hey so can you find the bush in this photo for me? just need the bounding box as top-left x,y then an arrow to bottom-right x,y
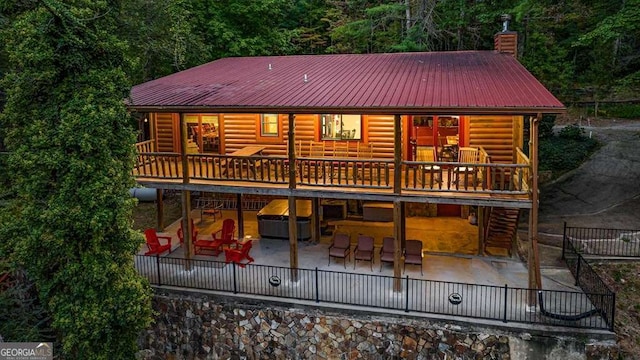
559,124 -> 586,140
539,124 -> 599,176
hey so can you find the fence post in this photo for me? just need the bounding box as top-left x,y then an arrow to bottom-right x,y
315,267 -> 319,303
562,221 -> 567,260
610,293 -> 616,332
232,262 -> 237,294
405,276 -> 410,313
575,257 -> 581,287
503,284 -> 508,323
156,255 -> 162,286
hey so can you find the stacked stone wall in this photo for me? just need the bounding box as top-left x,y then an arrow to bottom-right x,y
138,290 -> 617,360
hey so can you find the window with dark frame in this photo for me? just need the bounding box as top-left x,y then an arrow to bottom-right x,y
320,114 -> 362,140
260,114 -> 279,137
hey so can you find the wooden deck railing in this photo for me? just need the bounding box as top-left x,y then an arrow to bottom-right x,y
189,154 -> 288,183
515,148 -> 531,192
134,152 -> 181,179
132,147 -> 531,197
297,157 -> 392,188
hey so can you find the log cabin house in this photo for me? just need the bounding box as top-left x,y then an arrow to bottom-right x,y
127,32 -> 565,290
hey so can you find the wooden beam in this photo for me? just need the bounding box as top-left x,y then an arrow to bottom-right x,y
477,206 -> 485,256
288,114 -> 296,190
528,114 -> 542,297
400,201 -> 406,249
181,190 -> 193,268
179,113 -> 193,268
135,181 -> 534,208
393,200 -> 402,292
237,193 -> 244,239
179,113 -> 189,184
288,196 -> 299,281
156,189 -> 164,231
393,114 -> 402,194
311,197 -> 320,243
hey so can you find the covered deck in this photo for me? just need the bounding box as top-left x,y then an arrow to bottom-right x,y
135,210 -> 612,331
133,142 -> 532,207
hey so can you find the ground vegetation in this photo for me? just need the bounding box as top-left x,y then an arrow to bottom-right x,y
0,1 -> 152,358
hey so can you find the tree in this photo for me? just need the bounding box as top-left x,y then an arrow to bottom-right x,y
190,0 -> 296,60
0,1 -> 152,358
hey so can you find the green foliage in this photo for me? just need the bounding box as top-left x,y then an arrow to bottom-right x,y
584,104 -> 640,119
190,0 -> 296,60
558,124 -> 586,140
0,1 -> 152,358
538,115 -> 556,139
539,125 -> 600,176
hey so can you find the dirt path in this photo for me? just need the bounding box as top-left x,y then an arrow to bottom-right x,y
537,119 -> 640,244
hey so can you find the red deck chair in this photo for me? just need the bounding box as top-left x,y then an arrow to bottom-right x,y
144,229 -> 172,256
224,240 -> 254,267
195,218 -> 236,255
177,219 -> 198,245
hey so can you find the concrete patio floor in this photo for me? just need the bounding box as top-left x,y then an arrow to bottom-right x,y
146,210 -> 579,292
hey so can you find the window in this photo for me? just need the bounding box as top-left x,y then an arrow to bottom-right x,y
184,114 -> 219,153
321,114 -> 361,140
256,114 -> 282,143
260,114 -> 279,137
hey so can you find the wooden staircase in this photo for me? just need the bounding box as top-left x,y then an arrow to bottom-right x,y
484,207 -> 520,256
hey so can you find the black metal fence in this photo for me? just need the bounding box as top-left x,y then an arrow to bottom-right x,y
563,222 -> 640,257
135,255 -> 614,331
562,224 -> 617,330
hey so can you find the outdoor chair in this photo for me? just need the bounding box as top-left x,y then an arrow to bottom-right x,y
415,146 -> 441,186
328,233 -> 351,268
357,143 -> 378,181
404,239 -> 424,275
453,147 -> 479,188
143,228 -> 172,256
196,195 -> 224,222
177,218 -> 198,245
379,236 -> 395,271
331,142 -> 351,182
353,235 -> 374,270
224,240 -> 254,268
195,218 -> 236,256
307,141 -> 326,182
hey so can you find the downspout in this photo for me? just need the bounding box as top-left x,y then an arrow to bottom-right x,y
528,114 -> 542,301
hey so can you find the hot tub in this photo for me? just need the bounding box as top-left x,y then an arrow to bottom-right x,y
257,199 -> 312,240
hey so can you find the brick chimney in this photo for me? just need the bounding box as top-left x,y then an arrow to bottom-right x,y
494,14 -> 518,58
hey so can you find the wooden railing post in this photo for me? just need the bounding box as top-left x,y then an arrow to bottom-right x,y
288,114 -> 296,190
393,114 -> 402,194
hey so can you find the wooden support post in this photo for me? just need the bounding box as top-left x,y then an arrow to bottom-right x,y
477,206 -> 485,256
179,113 -> 189,184
393,200 -> 403,292
400,201 -> 406,249
288,196 -> 299,281
393,114 -> 402,194
528,114 -> 542,301
156,189 -> 164,231
236,193 -> 244,239
181,190 -> 193,269
311,197 -> 320,243
179,113 -> 193,269
288,114 -> 296,190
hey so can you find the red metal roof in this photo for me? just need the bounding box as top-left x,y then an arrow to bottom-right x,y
128,51 -> 565,114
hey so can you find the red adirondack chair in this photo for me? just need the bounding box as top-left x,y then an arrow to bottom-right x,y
224,240 -> 254,267
195,218 -> 236,255
144,229 -> 172,256
177,219 -> 198,245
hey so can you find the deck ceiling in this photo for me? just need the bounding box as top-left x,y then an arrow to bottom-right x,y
128,51 -> 565,115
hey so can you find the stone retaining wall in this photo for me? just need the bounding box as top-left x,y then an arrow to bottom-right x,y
137,290 -> 617,360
